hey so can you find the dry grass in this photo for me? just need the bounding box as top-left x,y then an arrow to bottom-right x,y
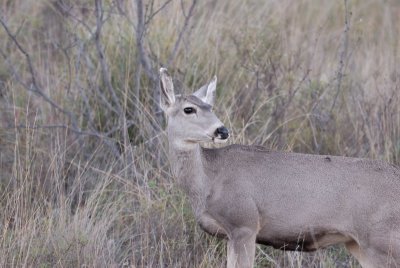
0,0 -> 399,267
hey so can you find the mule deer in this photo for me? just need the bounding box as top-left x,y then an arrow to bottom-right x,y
159,68 -> 400,268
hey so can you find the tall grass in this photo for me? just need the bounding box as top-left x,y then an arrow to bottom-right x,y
0,0 -> 399,267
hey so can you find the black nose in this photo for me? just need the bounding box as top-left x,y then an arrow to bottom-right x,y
215,126 -> 229,139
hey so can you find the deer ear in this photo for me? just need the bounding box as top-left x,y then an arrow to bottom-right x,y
193,76 -> 217,106
159,68 -> 176,111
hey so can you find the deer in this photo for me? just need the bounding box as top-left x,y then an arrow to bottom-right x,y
159,68 -> 400,268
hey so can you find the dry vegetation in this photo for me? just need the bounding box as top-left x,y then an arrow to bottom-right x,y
0,0 -> 399,267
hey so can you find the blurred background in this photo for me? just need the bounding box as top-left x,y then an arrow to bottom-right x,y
0,0 -> 399,267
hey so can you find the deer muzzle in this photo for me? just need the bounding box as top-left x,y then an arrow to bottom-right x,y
215,126 -> 229,140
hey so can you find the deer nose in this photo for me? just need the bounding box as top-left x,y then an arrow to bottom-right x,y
215,126 -> 229,139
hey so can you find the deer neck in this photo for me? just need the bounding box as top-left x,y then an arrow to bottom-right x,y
168,138 -> 209,217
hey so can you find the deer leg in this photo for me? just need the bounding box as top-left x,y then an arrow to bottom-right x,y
226,227 -> 256,268
345,240 -> 373,268
346,237 -> 400,268
366,238 -> 400,268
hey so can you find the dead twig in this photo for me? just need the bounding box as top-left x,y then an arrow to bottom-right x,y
6,120 -> 135,138
145,0 -> 173,26
94,0 -> 123,116
0,18 -> 79,130
135,0 -> 163,136
331,0 -> 351,113
0,13 -> 124,157
167,0 -> 198,66
135,0 -> 157,83
0,18 -> 37,88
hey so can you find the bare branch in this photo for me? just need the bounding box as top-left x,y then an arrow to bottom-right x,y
0,18 -> 37,87
145,0 -> 173,26
6,120 -> 134,138
135,0 -> 157,82
287,68 -> 311,108
57,2 -> 92,33
94,0 -> 123,115
6,123 -> 124,157
330,0 -> 351,112
0,7 -> 144,159
167,0 -> 198,66
0,18 -> 79,129
135,0 -> 165,136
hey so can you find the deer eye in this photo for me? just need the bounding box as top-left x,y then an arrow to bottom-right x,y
183,107 -> 196,114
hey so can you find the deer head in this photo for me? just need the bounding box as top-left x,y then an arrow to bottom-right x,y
159,68 -> 229,149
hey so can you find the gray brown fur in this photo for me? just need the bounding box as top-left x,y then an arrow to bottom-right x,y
159,68 -> 400,268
